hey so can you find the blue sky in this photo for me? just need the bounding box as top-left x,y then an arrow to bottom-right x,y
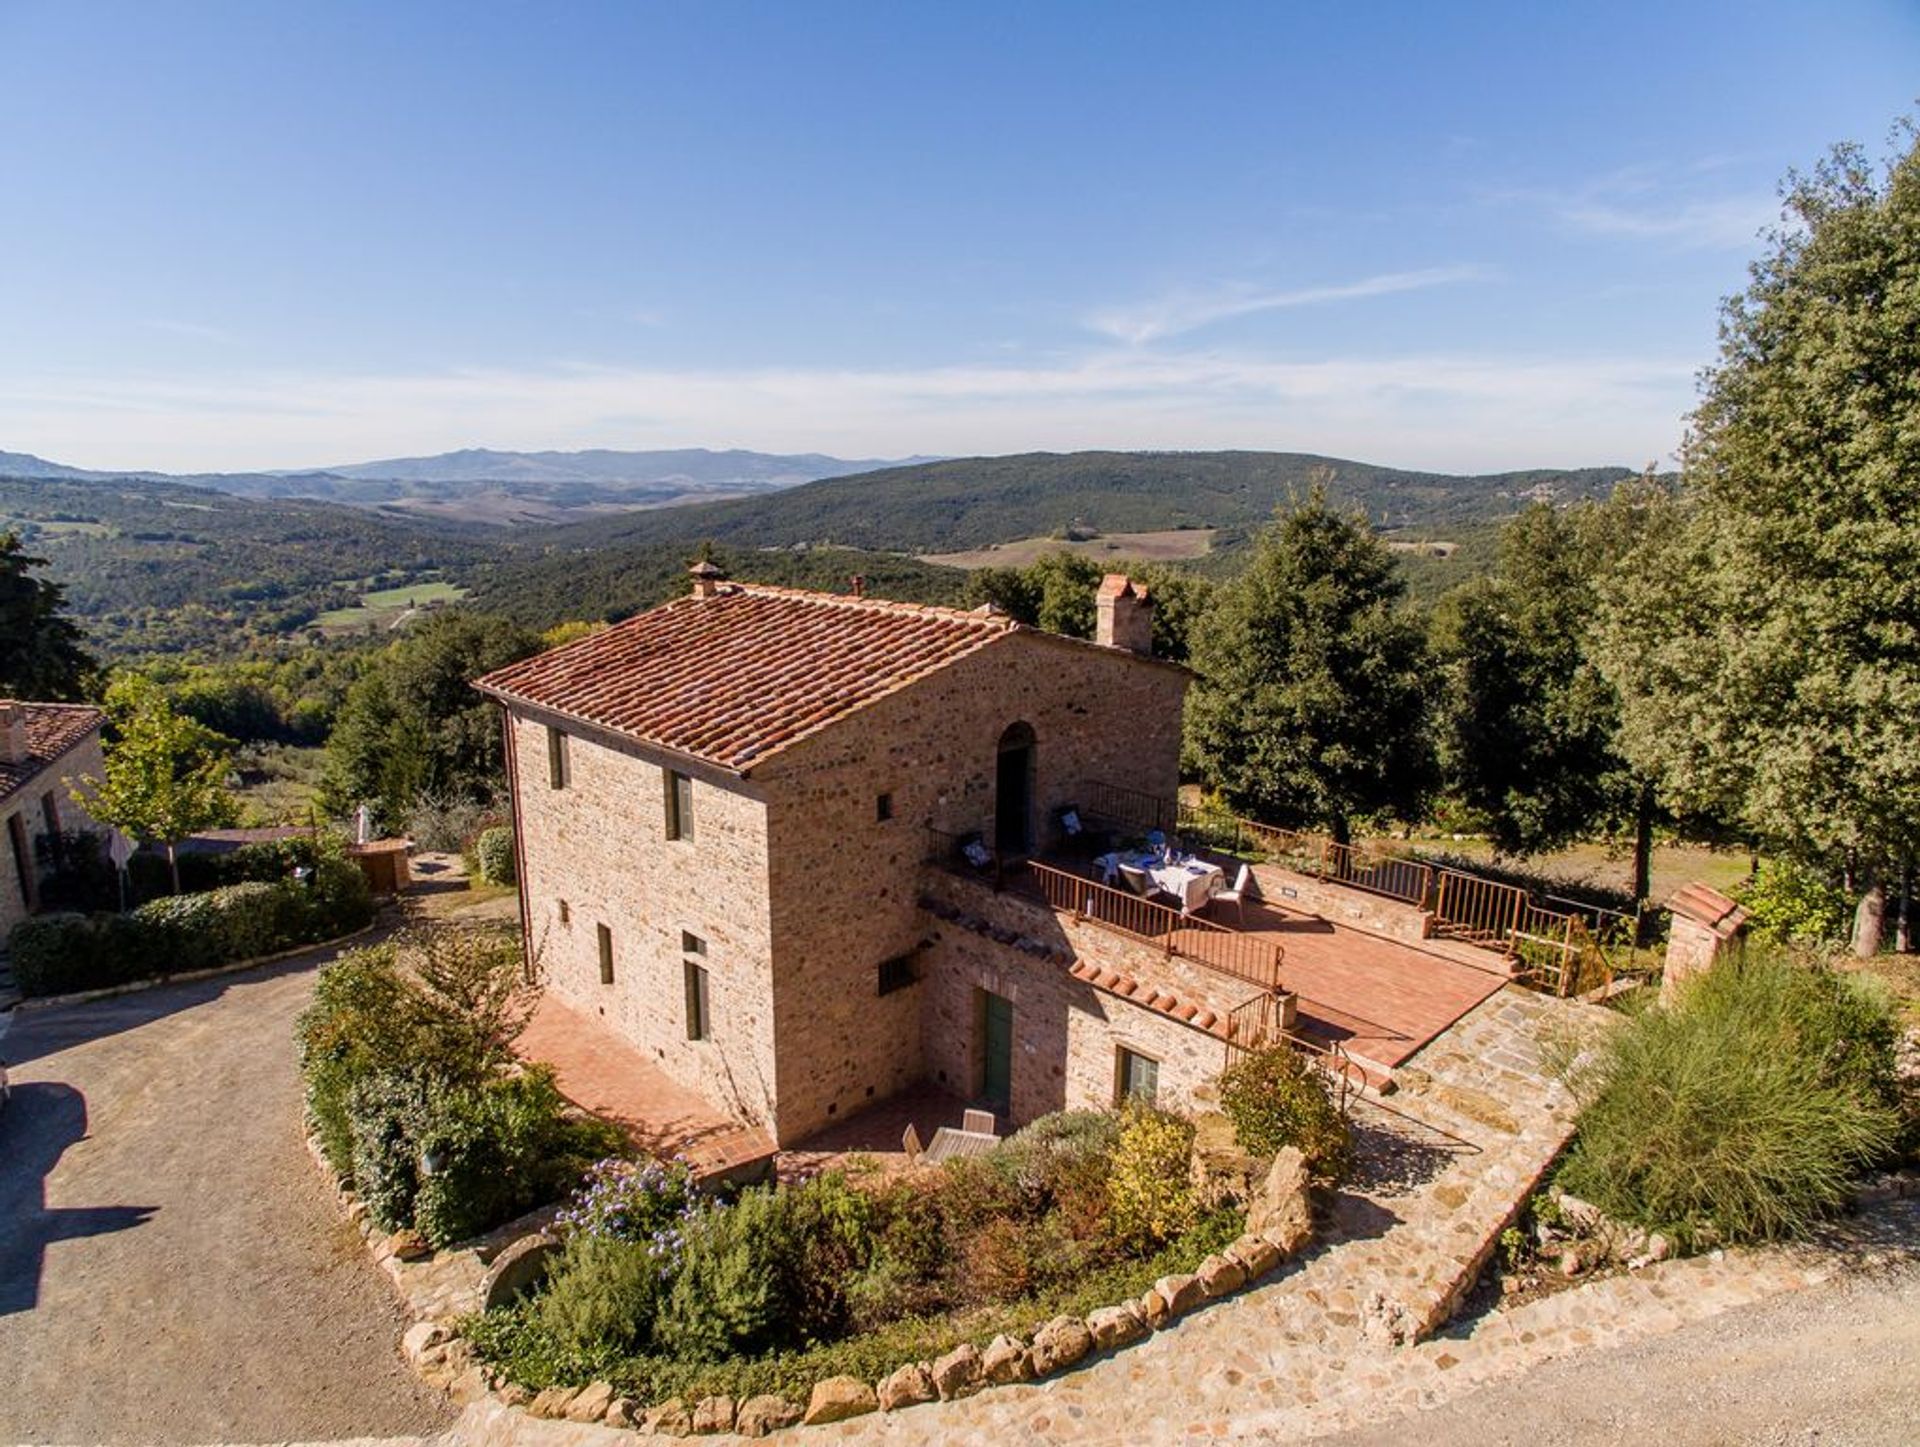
2,1 -> 1915,473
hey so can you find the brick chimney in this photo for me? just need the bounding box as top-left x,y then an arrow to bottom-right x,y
687,560 -> 726,599
0,701 -> 29,765
1095,574 -> 1153,655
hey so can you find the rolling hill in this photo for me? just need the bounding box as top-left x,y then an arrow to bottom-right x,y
531,451 -> 1637,556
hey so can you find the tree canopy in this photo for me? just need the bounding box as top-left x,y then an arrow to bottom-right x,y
1594,131 -> 1920,943
320,610 -> 541,830
0,530 -> 96,700
1184,490 -> 1433,842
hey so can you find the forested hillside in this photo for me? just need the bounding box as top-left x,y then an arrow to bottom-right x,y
0,474 -> 504,654
533,451 -> 1636,555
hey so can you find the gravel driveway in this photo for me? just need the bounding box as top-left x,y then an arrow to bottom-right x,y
0,951 -> 454,1445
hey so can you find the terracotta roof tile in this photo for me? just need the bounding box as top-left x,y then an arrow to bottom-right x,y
0,702 -> 104,808
1667,881 -> 1750,938
473,584 -> 1019,774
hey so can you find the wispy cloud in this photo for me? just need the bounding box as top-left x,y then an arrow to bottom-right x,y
3,345 -> 1692,476
1086,266 -> 1490,345
1501,166 -> 1779,251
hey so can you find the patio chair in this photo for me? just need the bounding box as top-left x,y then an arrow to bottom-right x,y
1211,862 -> 1256,923
902,1123 -> 924,1161
1118,863 -> 1155,898
962,1108 -> 997,1136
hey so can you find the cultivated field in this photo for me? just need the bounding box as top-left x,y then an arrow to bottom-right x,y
919,527 -> 1216,570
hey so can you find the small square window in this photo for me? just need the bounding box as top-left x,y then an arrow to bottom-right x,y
1117,1048 -> 1159,1106
547,726 -> 569,789
684,960 -> 711,1040
558,899 -> 571,926
664,769 -> 694,841
876,792 -> 894,822
681,930 -> 707,956
597,923 -> 614,984
877,953 -> 916,995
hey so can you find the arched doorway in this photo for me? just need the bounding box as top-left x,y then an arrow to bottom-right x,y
995,722 -> 1035,857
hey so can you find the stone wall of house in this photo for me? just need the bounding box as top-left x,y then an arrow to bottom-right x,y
506,711 -> 781,1131
1252,864 -> 1435,943
917,920 -> 1230,1123
1,731 -> 106,938
756,631 -> 1190,1144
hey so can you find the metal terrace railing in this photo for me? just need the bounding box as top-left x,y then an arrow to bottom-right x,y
1074,778 -> 1645,998
1027,860 -> 1285,993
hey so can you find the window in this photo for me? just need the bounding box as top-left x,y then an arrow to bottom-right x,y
684,959 -> 710,1040
558,899 -> 571,926
664,769 -> 694,841
1117,1048 -> 1159,1106
876,792 -> 894,822
547,726 -> 568,789
597,923 -> 614,984
681,930 -> 707,956
877,953 -> 916,995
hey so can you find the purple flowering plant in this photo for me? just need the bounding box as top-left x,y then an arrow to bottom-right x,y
557,1155 -> 701,1267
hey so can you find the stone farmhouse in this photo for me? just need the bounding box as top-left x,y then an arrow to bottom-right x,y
476,566 -> 1527,1154
0,701 -> 106,940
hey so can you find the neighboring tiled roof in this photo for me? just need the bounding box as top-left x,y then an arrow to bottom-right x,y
1667,881 -> 1750,938
0,702 -> 105,808
473,584 -> 1023,773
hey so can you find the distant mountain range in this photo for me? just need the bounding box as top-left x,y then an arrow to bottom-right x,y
0,446 -> 939,524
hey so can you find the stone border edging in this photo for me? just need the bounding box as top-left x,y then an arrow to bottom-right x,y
316,1131 -> 1328,1438
12,920 -> 381,1013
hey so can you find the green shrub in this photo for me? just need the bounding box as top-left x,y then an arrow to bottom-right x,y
1738,859 -> 1853,948
653,1174 -> 875,1362
7,913 -> 128,995
1106,1104 -> 1198,1248
1218,1044 -> 1355,1183
475,826 -> 516,885
1557,950 -> 1902,1247
538,1233 -> 673,1355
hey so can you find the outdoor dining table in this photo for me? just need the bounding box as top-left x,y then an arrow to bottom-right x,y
1097,850 -> 1227,915
922,1126 -> 1000,1164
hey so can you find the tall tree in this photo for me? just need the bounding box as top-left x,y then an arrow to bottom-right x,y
1185,490 -> 1433,844
1432,488 -> 1669,899
320,610 -> 539,829
0,530 -> 96,700
1594,131 -> 1920,953
74,675 -> 237,892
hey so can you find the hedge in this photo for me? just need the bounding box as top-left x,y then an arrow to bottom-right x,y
474,825 -> 516,885
8,856 -> 373,998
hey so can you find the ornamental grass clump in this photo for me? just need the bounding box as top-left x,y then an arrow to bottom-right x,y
1557,949 -> 1902,1249
1218,1044 -> 1354,1183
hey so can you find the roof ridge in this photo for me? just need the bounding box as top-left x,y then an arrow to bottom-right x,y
725,582 -> 1015,629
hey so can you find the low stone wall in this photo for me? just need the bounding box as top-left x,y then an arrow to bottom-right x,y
1252,864 -> 1435,944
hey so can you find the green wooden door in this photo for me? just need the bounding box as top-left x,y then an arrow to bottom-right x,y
981,991 -> 1013,1109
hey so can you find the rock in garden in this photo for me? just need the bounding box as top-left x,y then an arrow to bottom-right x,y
930,1342 -> 984,1400
690,1395 -> 735,1433
482,1233 -> 562,1311
980,1334 -> 1033,1384
1029,1315 -> 1092,1375
1245,1147 -> 1312,1254
604,1396 -> 639,1428
1648,1233 -> 1672,1262
388,1228 -> 432,1262
449,1365 -> 491,1406
877,1362 -> 937,1411
1189,1110 -> 1265,1207
1558,1247 -> 1587,1277
1226,1233 -> 1281,1280
735,1395 -> 802,1437
493,1382 -> 530,1407
645,1398 -> 693,1435
401,1320 -> 451,1362
565,1382 -> 616,1423
1153,1272 -> 1206,1319
1197,1252 -> 1247,1298
527,1386 -> 581,1420
1086,1302 -> 1148,1350
804,1376 -> 878,1425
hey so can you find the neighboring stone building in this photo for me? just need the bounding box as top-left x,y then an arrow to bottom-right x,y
0,701 -> 106,940
475,567 -> 1276,1147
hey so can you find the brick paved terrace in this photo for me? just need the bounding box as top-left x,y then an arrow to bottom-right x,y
516,994 -> 776,1184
